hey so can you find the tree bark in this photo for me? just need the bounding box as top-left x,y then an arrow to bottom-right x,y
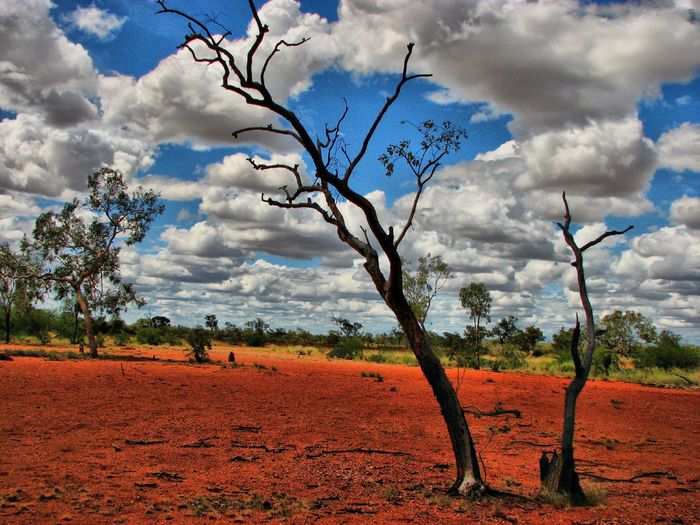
75,291 -> 98,358
4,306 -> 10,344
390,291 -> 484,495
72,303 -> 80,345
541,378 -> 585,503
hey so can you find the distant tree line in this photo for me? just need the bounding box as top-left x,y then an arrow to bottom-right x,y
3,302 -> 697,373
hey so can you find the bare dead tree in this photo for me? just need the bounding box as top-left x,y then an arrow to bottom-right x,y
540,192 -> 633,503
157,0 -> 486,495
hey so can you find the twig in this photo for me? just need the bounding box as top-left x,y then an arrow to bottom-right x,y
579,470 -> 676,483
232,425 -> 261,433
510,440 -> 557,448
463,405 -> 522,419
182,437 -> 216,448
672,372 -> 695,386
150,471 -> 185,482
231,441 -> 294,453
125,438 -> 167,446
306,447 -> 411,459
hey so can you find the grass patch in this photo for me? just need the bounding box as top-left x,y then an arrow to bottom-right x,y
361,349 -> 417,366
540,485 -> 607,508
0,348 -> 168,363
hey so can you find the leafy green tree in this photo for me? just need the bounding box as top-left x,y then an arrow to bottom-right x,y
459,282 -> 492,369
205,314 -> 218,332
186,327 -> 212,363
151,315 -> 171,328
512,325 -> 544,354
635,330 -> 699,370
491,315 -> 519,345
599,310 -> 657,356
331,316 -> 362,338
328,316 -> 364,359
28,168 -> 164,357
244,317 -> 269,347
0,243 -> 43,343
402,254 -> 451,328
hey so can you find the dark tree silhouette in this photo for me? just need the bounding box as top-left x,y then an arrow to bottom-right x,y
157,0 -> 485,495
540,192 -> 633,503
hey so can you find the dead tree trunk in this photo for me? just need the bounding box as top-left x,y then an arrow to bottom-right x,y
540,193 -> 632,504
75,290 -> 98,358
390,292 -> 483,494
541,317 -> 585,501
157,0 -> 486,496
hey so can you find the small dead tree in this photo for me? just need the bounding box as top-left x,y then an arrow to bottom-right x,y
157,0 -> 486,495
540,192 -> 633,503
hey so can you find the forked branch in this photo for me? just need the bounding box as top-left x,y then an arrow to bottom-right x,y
557,191 -> 633,372
342,43 -> 431,183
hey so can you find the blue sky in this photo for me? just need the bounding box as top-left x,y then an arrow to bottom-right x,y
1,0 -> 700,339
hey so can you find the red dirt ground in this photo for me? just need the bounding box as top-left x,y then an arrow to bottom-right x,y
1,343 -> 699,524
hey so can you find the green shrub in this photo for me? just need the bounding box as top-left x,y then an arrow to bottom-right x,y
497,344 -> 526,369
592,348 -> 619,376
114,331 -> 130,346
366,352 -> 387,363
328,337 -> 363,360
136,327 -> 162,345
37,328 -> 51,344
185,328 -> 212,363
635,335 -> 700,370
245,332 -> 266,347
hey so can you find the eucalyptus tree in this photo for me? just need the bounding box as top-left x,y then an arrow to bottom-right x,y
541,193 -> 633,504
0,243 -> 43,343
403,254 -> 451,328
459,282 -> 492,369
157,0 -> 486,495
29,168 -> 164,357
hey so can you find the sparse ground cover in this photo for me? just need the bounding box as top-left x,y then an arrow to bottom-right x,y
6,337 -> 698,389
1,343 -> 699,524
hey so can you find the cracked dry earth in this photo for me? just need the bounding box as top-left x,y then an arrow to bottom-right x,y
1,343 -> 699,524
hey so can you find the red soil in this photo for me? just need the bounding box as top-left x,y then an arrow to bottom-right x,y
1,343 -> 698,524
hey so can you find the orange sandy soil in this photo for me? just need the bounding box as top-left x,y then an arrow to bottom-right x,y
1,343 -> 699,525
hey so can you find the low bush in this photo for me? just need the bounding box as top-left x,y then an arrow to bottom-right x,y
114,331 -> 130,346
592,348 -> 619,376
492,344 -> 526,370
185,328 -> 212,363
328,337 -> 363,360
136,327 -> 162,346
635,339 -> 700,370
245,332 -> 266,347
366,352 -> 387,363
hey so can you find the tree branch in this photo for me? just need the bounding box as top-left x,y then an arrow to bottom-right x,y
261,37 -> 311,88
342,43 -> 431,184
233,124 -> 302,145
261,193 -> 337,226
580,226 -> 634,252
